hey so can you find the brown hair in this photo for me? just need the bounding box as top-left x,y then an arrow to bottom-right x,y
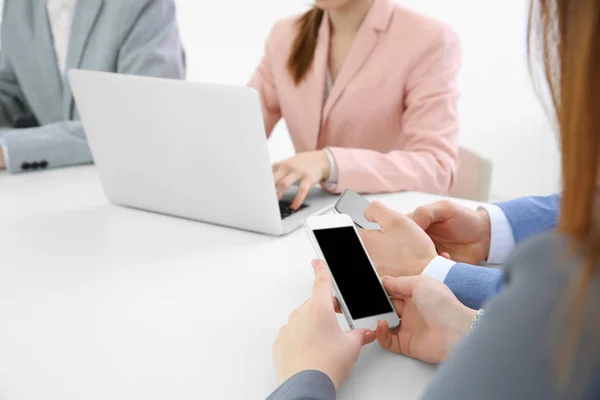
528,0 -> 600,382
287,7 -> 325,85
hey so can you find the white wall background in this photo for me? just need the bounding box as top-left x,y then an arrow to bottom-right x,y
0,0 -> 561,200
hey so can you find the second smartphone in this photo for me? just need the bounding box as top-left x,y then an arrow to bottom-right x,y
334,189 -> 381,230
305,213 -> 400,330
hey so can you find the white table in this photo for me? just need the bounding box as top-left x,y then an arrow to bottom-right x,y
0,166 -> 480,400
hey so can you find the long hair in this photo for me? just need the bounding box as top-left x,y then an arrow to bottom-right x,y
287,7 -> 325,85
528,0 -> 600,382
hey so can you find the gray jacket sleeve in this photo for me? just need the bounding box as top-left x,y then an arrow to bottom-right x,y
2,0 -> 186,173
266,370 -> 336,400
421,233 -> 600,400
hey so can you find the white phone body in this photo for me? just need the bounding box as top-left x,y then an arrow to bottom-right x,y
305,213 -> 400,330
334,190 -> 381,230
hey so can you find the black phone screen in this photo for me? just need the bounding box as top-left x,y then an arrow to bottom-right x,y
313,226 -> 393,320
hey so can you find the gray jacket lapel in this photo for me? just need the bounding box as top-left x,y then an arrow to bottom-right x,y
63,0 -> 104,119
33,2 -> 64,122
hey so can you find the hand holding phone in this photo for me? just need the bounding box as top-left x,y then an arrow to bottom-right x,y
305,214 -> 400,330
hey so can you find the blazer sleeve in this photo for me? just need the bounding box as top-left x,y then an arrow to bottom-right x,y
266,370 -> 336,400
495,194 -> 561,244
327,27 -> 461,195
443,263 -> 504,310
1,0 -> 186,173
248,24 -> 283,138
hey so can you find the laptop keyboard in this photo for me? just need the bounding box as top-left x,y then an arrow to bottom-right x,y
279,200 -> 309,219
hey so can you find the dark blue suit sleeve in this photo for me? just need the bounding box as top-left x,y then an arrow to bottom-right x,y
495,194 -> 560,244
266,370 -> 336,400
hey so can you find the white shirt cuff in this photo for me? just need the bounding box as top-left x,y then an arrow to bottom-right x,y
422,256 -> 456,282
323,148 -> 339,189
478,203 -> 515,264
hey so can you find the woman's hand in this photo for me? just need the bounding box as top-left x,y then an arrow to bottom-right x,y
273,260 -> 376,389
409,201 -> 491,264
376,275 -> 477,363
272,150 -> 331,210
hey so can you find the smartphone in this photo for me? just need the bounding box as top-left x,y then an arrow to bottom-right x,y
334,189 -> 381,230
305,214 -> 400,330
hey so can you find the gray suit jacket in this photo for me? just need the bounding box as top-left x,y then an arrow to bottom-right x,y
0,0 -> 185,173
268,233 -> 600,399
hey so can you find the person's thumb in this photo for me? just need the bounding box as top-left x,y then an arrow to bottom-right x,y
364,201 -> 403,230
382,276 -> 420,299
311,259 -> 333,304
348,328 -> 376,348
410,201 -> 456,230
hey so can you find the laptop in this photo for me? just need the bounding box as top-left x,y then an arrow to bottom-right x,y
68,70 -> 336,235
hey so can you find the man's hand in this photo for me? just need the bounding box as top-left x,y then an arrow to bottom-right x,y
409,201 -> 491,265
360,202 -> 438,277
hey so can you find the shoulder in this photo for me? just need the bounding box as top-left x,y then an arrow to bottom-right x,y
387,5 -> 460,52
263,14 -> 306,50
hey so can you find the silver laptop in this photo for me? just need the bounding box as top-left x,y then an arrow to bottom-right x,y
68,70 -> 336,235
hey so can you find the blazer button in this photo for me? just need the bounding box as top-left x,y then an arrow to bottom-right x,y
21,162 -> 30,170
40,161 -> 48,168
30,162 -> 39,170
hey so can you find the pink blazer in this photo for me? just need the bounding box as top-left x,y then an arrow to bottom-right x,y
249,0 -> 461,194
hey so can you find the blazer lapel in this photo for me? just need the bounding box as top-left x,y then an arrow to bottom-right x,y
321,26 -> 378,124
63,0 -> 104,118
33,3 -> 64,122
302,16 -> 330,151
321,0 -> 394,124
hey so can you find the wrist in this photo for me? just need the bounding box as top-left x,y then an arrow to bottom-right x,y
469,309 -> 484,331
418,254 -> 438,275
476,209 -> 492,262
319,150 -> 331,181
447,307 -> 478,354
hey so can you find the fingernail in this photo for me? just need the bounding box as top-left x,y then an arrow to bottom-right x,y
312,260 -> 319,268
365,331 -> 374,340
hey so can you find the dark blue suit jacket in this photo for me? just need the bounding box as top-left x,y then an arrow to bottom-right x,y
444,194 -> 560,309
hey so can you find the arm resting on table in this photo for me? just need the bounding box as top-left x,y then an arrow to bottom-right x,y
1,121 -> 91,173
